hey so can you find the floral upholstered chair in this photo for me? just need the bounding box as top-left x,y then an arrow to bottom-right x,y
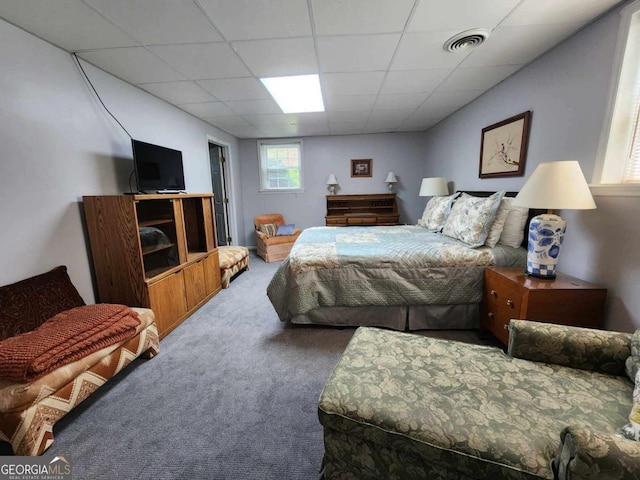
318,320 -> 640,479
253,213 -> 301,263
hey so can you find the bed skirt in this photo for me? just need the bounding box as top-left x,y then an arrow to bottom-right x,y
291,303 -> 479,331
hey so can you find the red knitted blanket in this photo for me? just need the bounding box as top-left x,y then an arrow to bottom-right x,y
0,304 -> 140,382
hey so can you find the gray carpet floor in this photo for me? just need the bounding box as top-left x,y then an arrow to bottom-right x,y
21,253 -> 492,479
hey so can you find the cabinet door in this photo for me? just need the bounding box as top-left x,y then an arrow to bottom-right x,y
203,251 -> 221,295
148,271 -> 187,337
183,260 -> 207,311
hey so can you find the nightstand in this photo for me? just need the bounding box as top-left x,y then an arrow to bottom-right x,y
480,266 -> 607,345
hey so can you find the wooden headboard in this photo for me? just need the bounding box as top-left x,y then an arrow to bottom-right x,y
459,191 -> 544,249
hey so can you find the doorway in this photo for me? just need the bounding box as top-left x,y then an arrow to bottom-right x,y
209,142 -> 231,246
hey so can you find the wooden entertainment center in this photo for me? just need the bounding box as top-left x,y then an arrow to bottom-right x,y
325,193 -> 399,226
83,193 -> 221,339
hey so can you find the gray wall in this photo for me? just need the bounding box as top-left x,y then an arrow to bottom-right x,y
237,132 -> 428,246
421,6 -> 640,331
0,19 -> 239,303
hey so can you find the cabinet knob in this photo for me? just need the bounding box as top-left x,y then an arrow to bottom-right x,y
503,324 -> 509,330
490,289 -> 497,297
487,312 -> 494,318
506,299 -> 514,308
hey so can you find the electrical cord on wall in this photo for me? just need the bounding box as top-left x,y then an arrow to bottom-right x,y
73,53 -> 139,193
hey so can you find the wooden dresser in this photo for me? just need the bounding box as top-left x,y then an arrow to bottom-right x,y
325,193 -> 399,226
481,266 -> 607,345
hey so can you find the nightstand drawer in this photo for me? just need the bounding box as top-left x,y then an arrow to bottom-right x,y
483,278 -> 523,344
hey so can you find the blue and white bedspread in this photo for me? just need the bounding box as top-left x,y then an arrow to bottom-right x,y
267,225 -> 526,322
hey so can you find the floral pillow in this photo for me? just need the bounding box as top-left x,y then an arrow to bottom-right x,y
257,223 -> 278,237
417,193 -> 460,232
625,329 -> 640,382
621,369 -> 640,441
442,191 -> 505,247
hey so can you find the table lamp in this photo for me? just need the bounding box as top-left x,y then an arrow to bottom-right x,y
419,177 -> 449,197
385,171 -> 398,192
512,160 -> 596,279
326,174 -> 339,194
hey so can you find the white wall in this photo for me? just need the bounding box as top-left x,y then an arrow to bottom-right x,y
0,19 -> 239,303
237,132 -> 428,246
421,6 -> 640,331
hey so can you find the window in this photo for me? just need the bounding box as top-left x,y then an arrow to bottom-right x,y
258,139 -> 304,192
594,1 -> 640,195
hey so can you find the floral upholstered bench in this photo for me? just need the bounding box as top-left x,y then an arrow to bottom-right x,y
319,323 -> 640,479
218,246 -> 249,289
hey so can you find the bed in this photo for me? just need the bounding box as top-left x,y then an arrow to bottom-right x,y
267,191 -> 539,330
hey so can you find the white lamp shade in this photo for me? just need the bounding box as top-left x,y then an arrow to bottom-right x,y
385,171 -> 397,183
419,177 -> 449,196
326,174 -> 338,185
512,161 -> 596,210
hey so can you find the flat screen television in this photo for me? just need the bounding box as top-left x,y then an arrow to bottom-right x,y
132,139 -> 185,192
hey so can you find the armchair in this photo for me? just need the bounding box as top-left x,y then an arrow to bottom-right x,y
254,213 -> 301,263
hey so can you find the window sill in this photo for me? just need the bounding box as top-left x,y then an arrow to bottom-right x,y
589,183 -> 640,197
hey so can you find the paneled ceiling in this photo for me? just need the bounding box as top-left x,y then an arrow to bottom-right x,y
0,0 -> 623,138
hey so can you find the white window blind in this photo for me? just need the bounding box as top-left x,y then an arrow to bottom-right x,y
623,91 -> 640,182
258,140 -> 304,192
593,1 -> 640,193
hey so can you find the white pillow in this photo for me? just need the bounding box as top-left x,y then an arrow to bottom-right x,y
498,204 -> 529,248
484,197 -> 513,248
441,191 -> 505,247
417,193 -> 460,232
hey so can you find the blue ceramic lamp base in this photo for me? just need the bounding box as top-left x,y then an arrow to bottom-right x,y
525,213 -> 566,279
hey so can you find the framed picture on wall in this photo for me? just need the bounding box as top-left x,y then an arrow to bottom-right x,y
479,111 -> 531,178
351,159 -> 372,177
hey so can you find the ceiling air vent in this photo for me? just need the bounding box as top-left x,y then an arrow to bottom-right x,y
443,28 -> 491,53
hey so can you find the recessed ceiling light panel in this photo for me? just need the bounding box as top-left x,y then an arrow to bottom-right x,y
443,28 -> 491,53
260,74 -> 325,114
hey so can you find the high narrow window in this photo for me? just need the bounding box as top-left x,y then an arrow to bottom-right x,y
258,139 -> 304,192
594,1 -> 640,194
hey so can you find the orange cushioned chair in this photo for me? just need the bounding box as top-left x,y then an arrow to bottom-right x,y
254,214 -> 302,263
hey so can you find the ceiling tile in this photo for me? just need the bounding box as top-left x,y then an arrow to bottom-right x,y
503,0 -> 622,26
257,124 -> 302,137
328,122 -> 364,135
374,93 -> 427,110
366,108 -> 414,124
322,72 -> 386,96
197,77 -> 269,101
78,48 -> 185,84
198,0 -> 311,40
462,23 -> 580,67
201,115 -> 250,128
243,114 -> 295,126
0,0 -> 137,51
149,42 -> 250,79
327,110 -> 371,123
139,81 -> 216,104
224,99 -> 282,115
380,69 -> 452,94
219,125 -> 265,138
287,112 -> 328,128
323,95 -> 377,112
391,31 -> 471,70
408,0 -> 520,32
318,34 -> 401,72
84,0 -> 223,45
312,0 -> 415,35
180,101 -> 236,117
437,65 -> 520,91
232,37 -> 318,77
